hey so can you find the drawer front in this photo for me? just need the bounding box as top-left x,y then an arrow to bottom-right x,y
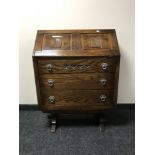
40,73 -> 114,90
38,58 -> 116,74
41,90 -> 114,106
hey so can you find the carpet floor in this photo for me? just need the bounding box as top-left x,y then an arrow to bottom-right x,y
19,109 -> 135,155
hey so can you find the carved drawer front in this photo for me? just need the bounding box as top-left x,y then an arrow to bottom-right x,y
38,58 -> 116,74
40,73 -> 114,90
41,90 -> 114,106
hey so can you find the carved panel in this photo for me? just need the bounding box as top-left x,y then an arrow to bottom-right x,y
42,34 -> 71,50
102,35 -> 110,49
90,37 -> 101,48
52,36 -> 62,48
63,64 -> 91,70
82,34 -> 111,50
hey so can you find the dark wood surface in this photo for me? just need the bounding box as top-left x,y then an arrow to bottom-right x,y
33,29 -> 120,114
33,29 -> 120,57
41,90 -> 114,105
40,103 -> 115,112
38,58 -> 116,74
39,73 -> 114,90
33,58 -> 42,107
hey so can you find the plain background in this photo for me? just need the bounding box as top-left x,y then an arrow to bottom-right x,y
19,0 -> 135,104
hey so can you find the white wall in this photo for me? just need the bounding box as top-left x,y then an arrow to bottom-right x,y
19,0 -> 135,104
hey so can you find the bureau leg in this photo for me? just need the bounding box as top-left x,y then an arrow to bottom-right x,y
51,118 -> 56,133
99,115 -> 106,132
48,114 -> 57,133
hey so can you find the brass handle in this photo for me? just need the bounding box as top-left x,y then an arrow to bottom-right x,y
46,64 -> 53,72
48,96 -> 55,103
101,63 -> 108,70
48,80 -> 54,87
100,79 -> 107,86
100,95 -> 106,102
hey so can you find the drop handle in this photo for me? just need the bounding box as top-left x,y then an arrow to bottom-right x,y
100,95 -> 107,102
48,80 -> 54,87
48,96 -> 55,104
100,79 -> 107,86
46,64 -> 53,72
101,63 -> 108,70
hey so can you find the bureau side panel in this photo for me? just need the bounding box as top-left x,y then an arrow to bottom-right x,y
33,57 -> 42,108
113,56 -> 120,104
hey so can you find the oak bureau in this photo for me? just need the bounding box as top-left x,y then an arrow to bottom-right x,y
33,29 -> 120,132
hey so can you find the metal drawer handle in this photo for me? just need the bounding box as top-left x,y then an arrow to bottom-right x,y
101,63 -> 108,70
48,80 -> 54,87
46,64 -> 53,72
48,96 -> 55,103
100,79 -> 107,86
100,95 -> 107,102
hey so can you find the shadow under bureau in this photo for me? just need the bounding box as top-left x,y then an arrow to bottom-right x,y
33,29 -> 120,132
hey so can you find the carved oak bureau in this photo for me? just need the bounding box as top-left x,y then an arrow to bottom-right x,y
33,29 -> 120,132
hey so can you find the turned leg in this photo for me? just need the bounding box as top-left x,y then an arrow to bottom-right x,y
48,114 -> 57,133
99,115 -> 106,132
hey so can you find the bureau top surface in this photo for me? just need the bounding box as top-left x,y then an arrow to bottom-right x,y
33,29 -> 120,57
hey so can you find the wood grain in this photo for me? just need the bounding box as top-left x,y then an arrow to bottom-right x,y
39,73 -> 114,90
41,90 -> 114,106
34,29 -> 119,57
38,58 -> 116,74
33,29 -> 120,115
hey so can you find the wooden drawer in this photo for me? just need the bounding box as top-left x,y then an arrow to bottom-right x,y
38,58 -> 116,74
40,73 -> 114,90
41,90 -> 114,106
